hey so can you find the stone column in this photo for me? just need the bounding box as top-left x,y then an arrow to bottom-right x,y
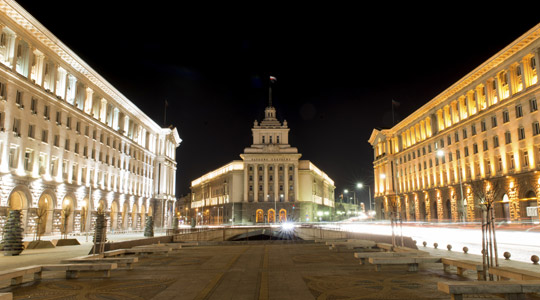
100,98 -> 107,123
294,164 -> 299,202
243,163 -> 248,202
534,48 -> 540,82
263,164 -> 268,202
274,164 -> 279,202
11,36 -> 20,72
284,164 -> 289,201
254,164 -> 258,202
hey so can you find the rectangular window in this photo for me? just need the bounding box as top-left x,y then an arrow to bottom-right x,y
30,98 -> 37,114
15,90 -> 23,107
65,139 -> 70,151
41,130 -> 48,143
523,151 -> 530,167
518,127 -> 526,140
491,115 -> 498,127
493,136 -> 499,148
533,122 -> 540,136
449,152 -> 453,162
481,120 -> 487,132
12,118 -> 21,136
516,104 -> 523,118
54,135 -> 60,147
483,139 -> 488,151
505,131 -> 512,144
0,81 -> 6,100
473,143 -> 478,154
464,146 -> 469,157
85,126 -> 89,136
471,124 -> 476,136
24,150 -> 33,171
508,154 -> 515,170
8,147 -> 18,168
502,110 -> 509,123
56,111 -> 61,125
447,135 -> 451,146
74,142 -> 79,154
66,115 -> 71,129
530,98 -> 538,112
454,132 -> 459,142
27,124 -> 35,138
43,105 -> 50,120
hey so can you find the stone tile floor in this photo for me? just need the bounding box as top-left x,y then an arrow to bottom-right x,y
2,242 -> 540,299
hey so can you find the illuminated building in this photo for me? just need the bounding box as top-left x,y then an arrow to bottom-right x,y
369,23 -> 540,223
0,0 -> 181,235
190,103 -> 335,224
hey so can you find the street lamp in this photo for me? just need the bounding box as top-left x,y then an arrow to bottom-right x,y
437,149 -> 465,222
343,189 -> 356,204
357,182 -> 372,213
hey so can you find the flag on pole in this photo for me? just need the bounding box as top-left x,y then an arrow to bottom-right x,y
270,76 -> 277,82
392,99 -> 400,107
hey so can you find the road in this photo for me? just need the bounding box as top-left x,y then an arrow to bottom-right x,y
326,221 -> 540,263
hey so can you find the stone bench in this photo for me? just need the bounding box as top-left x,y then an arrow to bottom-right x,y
41,263 -> 117,279
354,252 -> 426,265
125,247 -> 172,256
437,280 -> 540,300
489,266 -> 540,280
442,258 -> 485,280
368,256 -> 441,272
329,240 -> 377,252
0,293 -> 12,300
0,263 -> 117,286
178,241 -> 199,247
0,266 -> 42,285
62,257 -> 138,270
102,249 -> 128,257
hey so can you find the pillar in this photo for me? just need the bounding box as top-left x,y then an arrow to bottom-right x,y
254,164 -> 258,202
243,163 -> 248,202
263,164 -> 268,201
284,164 -> 288,201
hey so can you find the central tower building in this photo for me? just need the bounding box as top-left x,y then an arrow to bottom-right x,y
190,98 -> 335,224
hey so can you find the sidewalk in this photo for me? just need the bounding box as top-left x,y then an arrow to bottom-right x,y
0,231 -> 166,271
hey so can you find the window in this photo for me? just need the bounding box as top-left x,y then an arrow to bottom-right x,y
277,136 -> 280,144
464,146 -> 469,157
530,98 -> 538,112
471,124 -> 476,136
8,147 -> 18,168
66,116 -> 72,129
491,115 -> 498,127
15,90 -> 23,107
54,135 -> 60,147
65,139 -> 70,151
493,136 -> 499,148
502,110 -> 509,123
456,150 -> 461,160
43,105 -> 50,120
27,124 -> 35,138
55,111 -> 61,125
518,127 -> 526,140
262,136 -> 265,143
24,150 -> 33,171
508,154 -> 515,170
74,142 -> 79,154
481,120 -> 487,132
449,152 -> 453,162
505,131 -> 512,144
0,81 -> 6,100
269,136 -> 273,143
463,128 -> 468,139
85,126 -> 89,136
76,121 -> 81,133
41,130 -> 48,143
523,151 -> 530,167
533,122 -> 540,136
497,157 -> 503,172
30,98 -> 37,114
473,143 -> 478,154
447,135 -> 451,146
440,139 -> 445,147
483,140 -> 488,151
515,104 -> 523,118
12,118 -> 21,136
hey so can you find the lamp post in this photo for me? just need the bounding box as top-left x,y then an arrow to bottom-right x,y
437,149 -> 465,222
357,183 -> 372,212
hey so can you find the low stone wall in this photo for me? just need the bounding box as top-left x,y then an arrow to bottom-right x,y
295,227 -> 418,249
89,236 -> 173,254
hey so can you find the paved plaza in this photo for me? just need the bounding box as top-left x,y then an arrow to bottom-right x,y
2,237 -> 540,300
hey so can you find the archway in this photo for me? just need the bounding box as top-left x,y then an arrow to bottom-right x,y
131,203 -> 138,230
279,209 -> 287,222
8,188 -> 30,233
110,201 -> 119,230
122,201 -> 129,230
61,196 -> 75,235
445,199 -> 452,221
37,193 -> 54,235
268,209 -> 276,223
431,200 -> 438,221
256,209 -> 264,223
495,194 -> 511,221
140,204 -> 147,229
419,200 -> 426,221
399,197 -> 406,219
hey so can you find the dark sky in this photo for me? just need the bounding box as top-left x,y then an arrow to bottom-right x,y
13,1 -> 540,201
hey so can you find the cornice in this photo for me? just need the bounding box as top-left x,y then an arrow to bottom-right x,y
390,22 -> 540,134
0,0 -> 163,132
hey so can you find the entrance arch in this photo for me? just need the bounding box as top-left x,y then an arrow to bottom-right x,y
268,209 -> 276,223
419,200 -> 426,221
131,204 -> 138,230
279,209 -> 287,222
37,193 -> 54,235
8,188 -> 31,233
256,209 -> 264,223
495,194 -> 511,221
522,190 -> 538,222
445,199 -> 452,221
140,204 -> 147,229
122,201 -> 129,230
110,201 -> 119,230
61,196 -> 75,234
431,200 -> 438,221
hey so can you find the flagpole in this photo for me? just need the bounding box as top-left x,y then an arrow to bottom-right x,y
164,99 -> 167,127
392,100 -> 395,125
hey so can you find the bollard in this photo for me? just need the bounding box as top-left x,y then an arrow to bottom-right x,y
463,247 -> 468,254
422,241 -> 427,247
433,243 -> 438,249
504,252 -> 511,260
532,255 -> 539,265
447,244 -> 452,251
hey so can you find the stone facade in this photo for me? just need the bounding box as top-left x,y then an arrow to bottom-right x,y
0,0 -> 181,236
369,23 -> 540,223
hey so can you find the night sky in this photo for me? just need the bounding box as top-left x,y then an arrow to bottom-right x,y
12,1 -> 540,204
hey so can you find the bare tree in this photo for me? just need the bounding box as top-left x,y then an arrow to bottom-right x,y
469,178 -> 506,280
33,206 -> 47,241
61,206 -> 72,240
